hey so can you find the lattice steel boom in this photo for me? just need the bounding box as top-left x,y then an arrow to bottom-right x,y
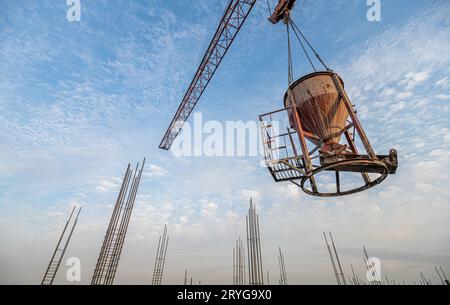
159,0 -> 257,150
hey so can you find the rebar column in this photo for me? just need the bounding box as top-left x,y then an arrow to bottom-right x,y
278,247 -> 288,285
91,159 -> 145,285
41,206 -> 82,285
152,224 -> 169,285
246,198 -> 264,285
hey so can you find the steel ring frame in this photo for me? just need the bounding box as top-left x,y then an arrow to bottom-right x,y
300,159 -> 389,197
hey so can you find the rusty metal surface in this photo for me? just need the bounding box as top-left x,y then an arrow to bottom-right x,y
268,0 -> 297,24
301,159 -> 389,197
284,71 -> 349,145
330,73 -> 377,159
288,90 -> 318,192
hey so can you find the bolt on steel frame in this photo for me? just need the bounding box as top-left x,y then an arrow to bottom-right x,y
91,159 -> 145,285
152,224 -> 169,285
41,206 -> 82,285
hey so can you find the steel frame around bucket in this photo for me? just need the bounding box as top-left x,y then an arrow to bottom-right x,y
259,71 -> 398,197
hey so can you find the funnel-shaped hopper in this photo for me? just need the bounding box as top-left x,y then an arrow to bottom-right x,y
284,71 -> 349,145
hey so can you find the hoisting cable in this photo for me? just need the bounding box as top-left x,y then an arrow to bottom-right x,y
266,0 -> 272,16
289,19 -> 330,71
288,19 -> 317,72
286,16 -> 294,86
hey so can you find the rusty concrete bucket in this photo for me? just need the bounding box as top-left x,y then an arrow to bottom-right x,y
284,71 -> 349,146
260,70 -> 398,197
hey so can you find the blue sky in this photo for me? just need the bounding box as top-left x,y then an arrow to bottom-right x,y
0,0 -> 449,284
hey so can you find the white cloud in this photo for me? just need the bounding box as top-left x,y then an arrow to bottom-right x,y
395,91 -> 413,101
381,87 -> 399,97
435,94 -> 450,100
95,178 -> 122,193
400,71 -> 430,90
390,101 -> 407,112
145,164 -> 170,177
435,77 -> 450,89
240,189 -> 260,202
203,202 -> 218,211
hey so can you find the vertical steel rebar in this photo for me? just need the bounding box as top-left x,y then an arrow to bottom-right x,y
256,214 -> 264,284
92,165 -> 131,283
91,159 -> 145,285
323,232 -> 340,285
152,224 -> 169,285
329,232 -> 346,285
246,215 -> 252,285
41,206 -> 81,285
363,246 -> 381,285
439,265 -> 449,283
351,264 -> 359,285
246,199 -> 264,285
278,247 -> 288,285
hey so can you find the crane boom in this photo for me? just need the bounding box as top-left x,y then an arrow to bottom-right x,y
159,0 -> 257,150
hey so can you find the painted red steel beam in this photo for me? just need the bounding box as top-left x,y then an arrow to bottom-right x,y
159,0 -> 257,150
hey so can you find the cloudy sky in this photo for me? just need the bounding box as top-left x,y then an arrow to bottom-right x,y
0,0 -> 449,285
